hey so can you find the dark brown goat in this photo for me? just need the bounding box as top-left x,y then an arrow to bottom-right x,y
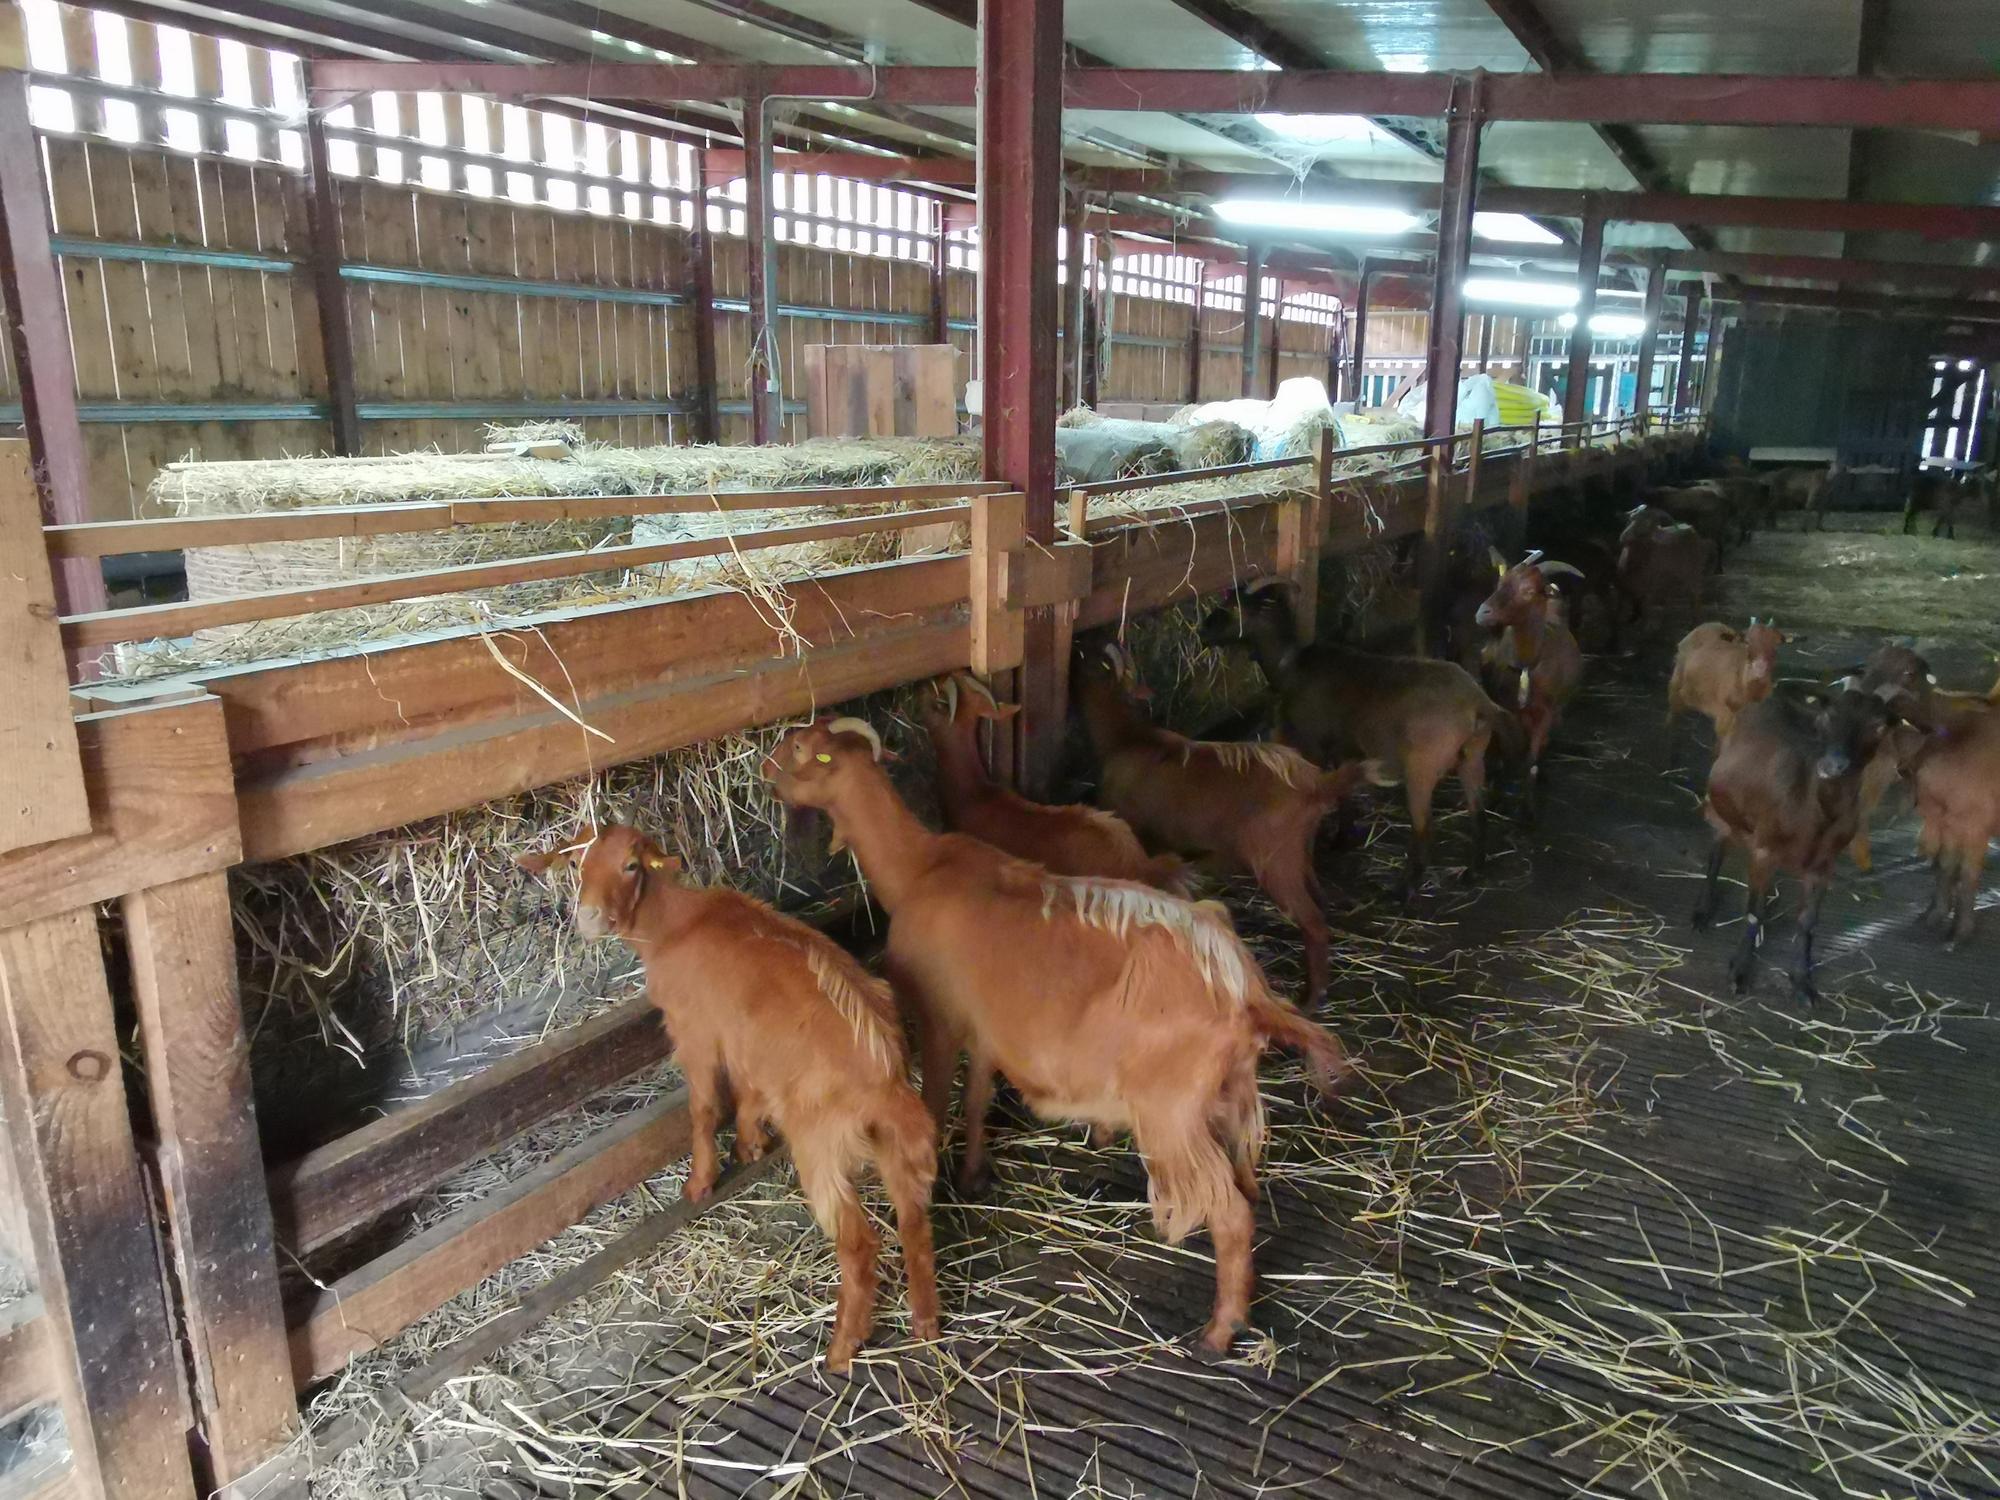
518,824 -> 938,1371
1475,549 -> 1586,810
1617,510 -> 1713,636
762,718 -> 1354,1349
1692,685 -> 1898,1001
1074,642 -> 1376,1000
922,673 -> 1185,891
1200,580 -> 1512,897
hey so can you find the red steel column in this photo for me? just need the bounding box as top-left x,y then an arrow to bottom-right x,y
1348,258 -> 1375,403
979,0 -> 1064,791
742,93 -> 780,444
1240,242 -> 1266,397
1477,311 -> 1494,373
928,221 -> 950,348
1326,298 -> 1345,402
1061,189 -> 1087,410
1561,203 -> 1605,429
1422,76 -> 1484,440
688,198 -> 723,444
1187,276 -> 1206,402
1633,258 -> 1667,423
0,75 -> 104,615
1673,280 -> 1704,415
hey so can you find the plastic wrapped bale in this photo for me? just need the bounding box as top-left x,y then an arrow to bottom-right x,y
1174,376 -> 1337,461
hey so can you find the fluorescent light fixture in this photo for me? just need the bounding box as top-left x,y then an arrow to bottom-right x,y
1558,312 -> 1650,337
1473,212 -> 1563,245
1212,198 -> 1421,235
1597,286 -> 1644,300
1462,276 -> 1580,309
1378,53 -> 1428,72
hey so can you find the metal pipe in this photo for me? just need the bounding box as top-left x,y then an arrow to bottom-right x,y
1673,282 -> 1704,415
742,94 -> 779,444
1422,76 -> 1482,441
1240,243 -> 1265,398
0,74 -> 104,616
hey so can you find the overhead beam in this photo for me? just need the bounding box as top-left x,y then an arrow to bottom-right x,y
1658,249 -> 2000,298
305,62 -> 2000,133
706,148 -> 974,186
1731,285 -> 2000,325
1477,0 -> 1717,253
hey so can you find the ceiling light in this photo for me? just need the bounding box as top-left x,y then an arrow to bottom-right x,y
1462,276 -> 1580,309
1597,286 -> 1644,299
1558,312 -> 1650,337
1473,212 -> 1563,245
1378,54 -> 1427,72
1211,198 -> 1421,235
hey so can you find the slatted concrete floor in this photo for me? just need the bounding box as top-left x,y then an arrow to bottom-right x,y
451,596 -> 1999,1500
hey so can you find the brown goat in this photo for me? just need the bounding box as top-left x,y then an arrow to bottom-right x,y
762,718 -> 1355,1350
1616,512 -> 1713,635
1693,684 -> 1898,1001
1200,581 -> 1514,899
1073,642 -> 1376,1001
518,824 -> 939,1372
921,673 -> 1184,892
1906,699 -> 2000,947
1666,618 -> 1785,742
1474,549 -> 1586,811
1843,645 -> 2000,876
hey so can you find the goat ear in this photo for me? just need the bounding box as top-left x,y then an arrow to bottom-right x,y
988,701 -> 1022,722
516,847 -> 573,877
1488,545 -> 1507,574
642,850 -> 681,874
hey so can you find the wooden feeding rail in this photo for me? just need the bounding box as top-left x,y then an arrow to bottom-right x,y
0,415 -> 1713,1500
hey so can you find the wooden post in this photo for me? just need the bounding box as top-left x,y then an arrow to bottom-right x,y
1512,414 -> 1538,518
300,83 -> 361,457
1348,259 -> 1375,403
123,874 -> 298,1491
969,490 -> 1026,786
1417,443 -> 1454,656
0,909 -> 197,1500
1464,417 -> 1485,510
927,225 -> 950,349
687,199 -> 722,444
0,75 -> 104,615
1277,489 -> 1322,643
0,441 -> 88,856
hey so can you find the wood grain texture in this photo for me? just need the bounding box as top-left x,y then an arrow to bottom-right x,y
969,490 -> 1025,676
287,1094 -> 693,1387
0,442 -> 89,855
62,505 -> 973,649
236,619 -> 967,861
122,873 -> 297,1487
0,697 -> 240,930
190,553 -> 968,764
0,1296 -> 50,1425
270,995 -> 667,1256
0,908 -> 196,1500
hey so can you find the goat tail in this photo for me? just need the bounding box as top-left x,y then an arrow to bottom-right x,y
1247,990 -> 1355,1097
868,1085 -> 940,1206
1313,758 -> 1394,809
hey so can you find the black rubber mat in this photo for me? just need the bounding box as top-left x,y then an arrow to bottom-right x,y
481,610 -> 2000,1500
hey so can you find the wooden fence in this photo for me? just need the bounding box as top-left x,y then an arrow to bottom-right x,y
0,408 -> 1708,1498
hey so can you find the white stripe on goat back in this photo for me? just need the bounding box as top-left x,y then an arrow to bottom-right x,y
1040,878 -> 1255,1006
803,942 -> 899,1074
1191,740 -> 1317,789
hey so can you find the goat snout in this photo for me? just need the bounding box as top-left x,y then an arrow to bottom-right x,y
574,904 -> 612,939
1814,751 -> 1851,781
1474,602 -> 1498,629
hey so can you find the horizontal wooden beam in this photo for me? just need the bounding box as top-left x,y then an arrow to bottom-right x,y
61,505 -> 976,648
269,996 -> 667,1256
44,482 -> 1011,560
308,60 -> 2000,132
0,697 -> 240,930
171,553 -> 968,766
287,1093 -> 693,1388
236,617 -> 969,860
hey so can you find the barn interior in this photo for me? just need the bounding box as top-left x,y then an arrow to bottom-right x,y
0,2 -> 1997,1498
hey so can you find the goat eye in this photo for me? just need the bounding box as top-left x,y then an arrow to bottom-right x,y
624,858 -> 641,874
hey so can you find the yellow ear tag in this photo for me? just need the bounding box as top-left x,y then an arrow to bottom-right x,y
644,853 -> 670,870
815,752 -> 833,763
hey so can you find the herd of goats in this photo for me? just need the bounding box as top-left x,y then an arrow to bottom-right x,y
515,446 -> 1999,1372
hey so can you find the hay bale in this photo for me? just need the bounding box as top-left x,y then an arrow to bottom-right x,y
1175,376 -> 1336,461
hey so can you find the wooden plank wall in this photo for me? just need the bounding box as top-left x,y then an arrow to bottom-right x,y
338,175 -> 694,455
1200,303 -> 1248,400
1098,294 -> 1194,408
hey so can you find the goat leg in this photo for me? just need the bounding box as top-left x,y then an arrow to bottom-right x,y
684,1066 -> 725,1202
1791,877 -> 1827,1005
1728,859 -> 1773,996
1200,1185 -> 1257,1355
956,1053 -> 997,1197
1949,843 -> 1985,951
1459,738 -> 1489,877
1691,836 -> 1726,931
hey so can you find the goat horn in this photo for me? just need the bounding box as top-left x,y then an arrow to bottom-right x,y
1523,549 -> 1544,567
1243,575 -> 1293,597
1537,560 -> 1585,580
824,716 -> 886,762
941,675 -> 958,723
960,673 -> 999,709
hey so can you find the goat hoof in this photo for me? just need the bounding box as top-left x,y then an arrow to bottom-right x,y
683,1172 -> 717,1203
1728,960 -> 1756,995
1791,978 -> 1819,1006
824,1338 -> 860,1376
911,1315 -> 942,1343
734,1137 -> 767,1164
1690,905 -> 1714,933
1195,1318 -> 1245,1357
955,1161 -> 992,1199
